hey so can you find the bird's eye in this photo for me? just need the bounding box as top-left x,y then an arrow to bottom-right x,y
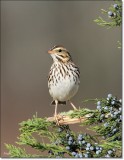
58,49 -> 62,52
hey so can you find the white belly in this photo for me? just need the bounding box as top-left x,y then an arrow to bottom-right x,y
49,76 -> 79,101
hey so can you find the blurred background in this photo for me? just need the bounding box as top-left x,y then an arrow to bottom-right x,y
1,1 -> 121,157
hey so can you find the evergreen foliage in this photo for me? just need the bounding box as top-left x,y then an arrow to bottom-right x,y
5,94 -> 122,158
94,1 -> 122,28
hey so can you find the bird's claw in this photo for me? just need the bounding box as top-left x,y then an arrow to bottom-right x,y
54,114 -> 64,125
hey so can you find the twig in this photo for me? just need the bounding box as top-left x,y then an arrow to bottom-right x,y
47,113 -> 92,125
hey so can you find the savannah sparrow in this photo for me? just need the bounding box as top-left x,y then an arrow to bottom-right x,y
48,45 -> 80,123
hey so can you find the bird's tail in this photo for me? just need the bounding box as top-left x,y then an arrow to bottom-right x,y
51,100 -> 66,105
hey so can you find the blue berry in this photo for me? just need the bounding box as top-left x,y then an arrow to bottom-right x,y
66,133 -> 70,138
86,147 -> 90,151
96,150 -> 101,155
87,143 -> 91,147
110,107 -> 113,111
107,98 -> 109,101
66,146 -> 70,150
90,146 -> 94,150
119,99 -> 122,103
108,94 -> 112,98
104,106 -> 108,110
111,101 -> 115,105
100,147 -> 102,151
79,153 -> 83,158
75,153 -> 79,158
96,150 -> 100,155
119,107 -> 122,111
108,150 -> 113,155
100,114 -> 105,119
68,140 -> 72,145
84,153 -> 88,158
108,133 -> 113,137
78,141 -> 82,145
78,134 -> 83,140
97,105 -> 101,110
97,101 -> 101,105
82,140 -> 86,144
105,154 -> 110,158
114,4 -> 119,9
112,128 -> 117,133
104,122 -> 109,127
95,146 -> 100,150
68,136 -> 73,141
78,134 -> 83,137
71,152 -> 76,156
114,111 -> 118,115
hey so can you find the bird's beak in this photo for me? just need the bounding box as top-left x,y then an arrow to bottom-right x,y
48,50 -> 53,54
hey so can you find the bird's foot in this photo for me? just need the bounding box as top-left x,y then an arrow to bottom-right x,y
54,114 -> 64,125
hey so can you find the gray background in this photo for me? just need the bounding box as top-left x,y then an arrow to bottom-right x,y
1,1 -> 121,157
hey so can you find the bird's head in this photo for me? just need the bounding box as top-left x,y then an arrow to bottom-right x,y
48,45 -> 72,63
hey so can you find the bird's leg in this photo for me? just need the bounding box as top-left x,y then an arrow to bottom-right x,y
54,100 -> 60,125
69,100 -> 78,110
54,100 -> 58,117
